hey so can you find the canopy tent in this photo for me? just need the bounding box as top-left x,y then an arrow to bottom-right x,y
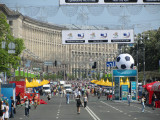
91,79 -> 115,87
142,81 -> 160,104
25,78 -> 50,88
120,77 -> 130,88
90,80 -> 98,84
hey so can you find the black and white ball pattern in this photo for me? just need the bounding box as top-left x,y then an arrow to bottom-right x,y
116,54 -> 134,69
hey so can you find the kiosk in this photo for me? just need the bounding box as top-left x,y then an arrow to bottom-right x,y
112,69 -> 138,100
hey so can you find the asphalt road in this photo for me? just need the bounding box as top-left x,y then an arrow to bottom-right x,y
12,95 -> 160,120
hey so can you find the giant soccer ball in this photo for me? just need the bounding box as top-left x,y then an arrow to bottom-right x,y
116,53 -> 134,69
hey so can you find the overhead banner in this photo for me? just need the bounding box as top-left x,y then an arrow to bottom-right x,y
113,69 -> 137,77
62,30 -> 134,44
60,0 -> 160,5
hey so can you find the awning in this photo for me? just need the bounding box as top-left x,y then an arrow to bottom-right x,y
151,82 -> 160,91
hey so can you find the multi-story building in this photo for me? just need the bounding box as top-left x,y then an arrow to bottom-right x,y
0,4 -> 118,80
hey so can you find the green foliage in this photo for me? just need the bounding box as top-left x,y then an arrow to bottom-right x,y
0,12 -> 10,38
129,28 -> 160,72
0,12 -> 25,76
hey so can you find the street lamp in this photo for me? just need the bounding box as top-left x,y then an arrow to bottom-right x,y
140,33 -> 149,85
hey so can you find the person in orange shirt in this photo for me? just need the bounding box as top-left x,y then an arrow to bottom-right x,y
33,94 -> 38,109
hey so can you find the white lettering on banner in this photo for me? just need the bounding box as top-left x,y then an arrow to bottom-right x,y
60,0 -> 160,5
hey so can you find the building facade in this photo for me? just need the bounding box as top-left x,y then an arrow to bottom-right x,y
0,4 -> 118,80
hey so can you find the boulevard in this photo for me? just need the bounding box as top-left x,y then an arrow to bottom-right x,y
13,95 -> 160,120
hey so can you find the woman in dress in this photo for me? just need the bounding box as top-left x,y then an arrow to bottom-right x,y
4,102 -> 9,120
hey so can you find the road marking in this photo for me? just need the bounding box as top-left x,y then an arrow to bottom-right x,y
134,118 -> 137,119
85,106 -> 101,120
56,98 -> 62,119
101,101 -> 123,113
121,102 -> 153,113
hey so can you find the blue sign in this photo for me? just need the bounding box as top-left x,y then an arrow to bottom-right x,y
106,61 -> 116,67
131,81 -> 137,100
113,69 -> 137,77
121,85 -> 128,100
114,77 -> 120,100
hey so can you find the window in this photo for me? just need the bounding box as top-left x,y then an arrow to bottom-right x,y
9,21 -> 13,25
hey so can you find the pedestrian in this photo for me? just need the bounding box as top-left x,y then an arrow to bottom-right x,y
47,92 -> 52,101
66,92 -> 70,104
0,100 -> 3,120
4,102 -> 9,120
33,94 -> 38,109
16,92 -> 21,105
24,97 -> 30,117
127,93 -> 131,106
141,96 -> 146,112
152,94 -> 156,110
83,94 -> 88,108
76,95 -> 82,114
10,96 -> 15,118
97,89 -> 101,100
106,89 -> 110,100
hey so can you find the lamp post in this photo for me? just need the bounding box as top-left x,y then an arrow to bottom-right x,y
140,33 -> 149,85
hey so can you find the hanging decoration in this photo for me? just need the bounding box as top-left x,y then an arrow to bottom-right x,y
60,6 -> 78,17
126,5 -> 143,15
145,5 -> 160,14
87,5 -> 104,16
24,6 -> 40,17
106,5 -> 124,16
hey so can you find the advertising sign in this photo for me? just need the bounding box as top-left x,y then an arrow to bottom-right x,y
62,30 -> 134,44
20,68 -> 24,76
115,77 -> 120,100
121,85 -> 129,100
15,67 -> 19,76
60,0 -> 160,5
113,69 -> 137,77
131,81 -> 137,100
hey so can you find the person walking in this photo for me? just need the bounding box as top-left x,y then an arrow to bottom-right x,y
4,102 -> 9,120
47,92 -> 52,101
106,89 -> 110,100
24,97 -> 30,117
83,94 -> 88,108
152,94 -> 156,110
10,96 -> 15,118
141,96 -> 146,112
0,100 -> 3,120
127,93 -> 131,106
66,92 -> 70,104
16,92 -> 21,105
33,94 -> 38,109
76,95 -> 82,114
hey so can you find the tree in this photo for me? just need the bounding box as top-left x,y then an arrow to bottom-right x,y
0,12 -> 25,77
129,29 -> 160,81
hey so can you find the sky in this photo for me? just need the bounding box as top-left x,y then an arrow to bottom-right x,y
1,0 -> 160,34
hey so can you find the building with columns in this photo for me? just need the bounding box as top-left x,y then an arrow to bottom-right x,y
0,4 -> 118,80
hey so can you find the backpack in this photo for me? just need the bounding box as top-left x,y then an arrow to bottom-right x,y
77,99 -> 81,105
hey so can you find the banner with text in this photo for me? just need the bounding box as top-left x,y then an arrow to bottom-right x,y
62,30 -> 134,44
60,0 -> 160,5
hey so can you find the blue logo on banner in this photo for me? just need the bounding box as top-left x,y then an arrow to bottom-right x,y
106,61 -> 116,67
